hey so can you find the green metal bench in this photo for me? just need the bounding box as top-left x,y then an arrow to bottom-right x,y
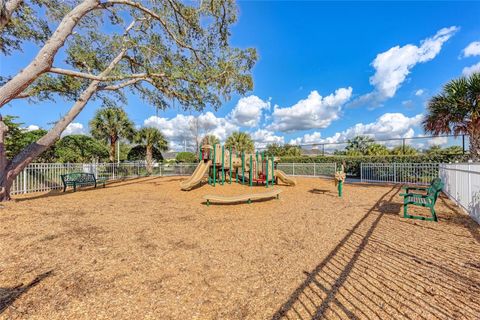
399,178 -> 444,222
61,172 -> 106,192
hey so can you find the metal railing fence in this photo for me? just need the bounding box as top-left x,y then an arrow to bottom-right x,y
10,162 -> 337,196
360,163 -> 440,185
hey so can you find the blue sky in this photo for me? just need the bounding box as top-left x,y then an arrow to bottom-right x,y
2,1 -> 480,151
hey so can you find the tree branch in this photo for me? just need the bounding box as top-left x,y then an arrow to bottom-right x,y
48,67 -> 166,81
106,0 -> 205,66
0,0 -> 23,31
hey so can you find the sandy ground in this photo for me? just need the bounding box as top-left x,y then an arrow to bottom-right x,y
0,176 -> 479,319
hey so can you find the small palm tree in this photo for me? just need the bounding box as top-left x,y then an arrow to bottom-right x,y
225,131 -> 254,153
423,72 -> 480,160
89,107 -> 135,162
201,134 -> 220,146
135,127 -> 168,174
346,136 -> 374,155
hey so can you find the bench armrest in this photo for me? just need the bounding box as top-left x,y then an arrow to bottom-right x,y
400,193 -> 429,198
402,186 -> 428,191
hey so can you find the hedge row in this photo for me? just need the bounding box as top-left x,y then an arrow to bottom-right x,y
278,154 -> 469,177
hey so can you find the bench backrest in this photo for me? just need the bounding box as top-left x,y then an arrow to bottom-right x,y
426,179 -> 444,204
61,172 -> 96,183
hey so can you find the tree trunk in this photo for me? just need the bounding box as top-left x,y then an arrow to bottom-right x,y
0,48 -> 126,201
0,0 -> 100,107
109,137 -> 117,163
470,133 -> 480,161
146,145 -> 153,175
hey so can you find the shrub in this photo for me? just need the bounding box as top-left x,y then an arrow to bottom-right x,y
278,154 -> 469,177
175,152 -> 197,163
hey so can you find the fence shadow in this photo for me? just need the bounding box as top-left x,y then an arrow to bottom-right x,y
0,270 -> 53,314
272,185 -> 480,319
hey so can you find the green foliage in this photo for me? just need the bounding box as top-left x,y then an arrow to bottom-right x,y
175,152 -> 196,163
225,131 -> 254,153
127,145 -> 164,162
201,134 -> 220,146
391,145 -> 418,155
266,143 -> 301,157
365,144 -> 390,156
135,127 -> 168,151
89,106 -> 135,161
346,136 -> 374,154
3,116 -> 55,161
278,154 -> 468,177
423,72 -> 480,159
55,135 -> 109,163
426,145 -> 463,155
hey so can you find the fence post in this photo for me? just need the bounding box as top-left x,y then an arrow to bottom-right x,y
23,167 -> 27,194
393,163 -> 397,184
360,163 -> 363,182
292,163 -> 295,176
314,163 -> 316,177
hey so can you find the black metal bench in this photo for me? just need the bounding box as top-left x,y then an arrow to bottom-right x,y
60,172 -> 105,192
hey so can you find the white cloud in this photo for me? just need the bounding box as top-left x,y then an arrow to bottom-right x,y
462,41 -> 480,58
25,124 -> 40,131
269,88 -> 353,132
144,112 -> 238,151
415,89 -> 424,96
229,95 -> 270,127
462,62 -> 480,76
290,113 -> 424,148
355,26 -> 458,106
251,129 -> 284,148
62,122 -> 85,136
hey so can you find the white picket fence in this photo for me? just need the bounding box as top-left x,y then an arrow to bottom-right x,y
439,163 -> 480,223
10,162 -> 336,196
360,163 -> 440,185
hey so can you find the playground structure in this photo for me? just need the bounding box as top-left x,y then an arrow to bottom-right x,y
180,144 -> 296,191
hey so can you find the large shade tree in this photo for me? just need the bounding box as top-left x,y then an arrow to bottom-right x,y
0,0 -> 256,200
225,131 -> 254,153
423,73 -> 480,160
90,106 -> 135,162
134,127 -> 168,174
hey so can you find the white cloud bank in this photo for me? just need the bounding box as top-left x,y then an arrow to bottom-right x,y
462,41 -> 480,58
251,129 -> 284,148
462,62 -> 480,77
354,26 -> 458,106
268,88 -> 353,132
415,89 -> 424,96
62,122 -> 85,136
229,95 -> 270,127
25,124 -> 40,131
290,113 -> 424,147
144,112 -> 239,151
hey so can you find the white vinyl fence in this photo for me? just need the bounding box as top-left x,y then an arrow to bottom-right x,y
439,163 -> 480,223
276,163 -> 336,177
361,163 -> 439,185
11,163 -> 197,195
10,162 -> 336,196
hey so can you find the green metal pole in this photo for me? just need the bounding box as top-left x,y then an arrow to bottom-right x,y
213,144 -> 216,186
236,152 -> 238,183
338,180 -> 343,197
271,156 -> 275,185
249,155 -> 253,187
229,147 -> 232,184
242,152 -> 245,185
266,156 -> 269,188
198,146 -> 202,162
221,145 -> 225,185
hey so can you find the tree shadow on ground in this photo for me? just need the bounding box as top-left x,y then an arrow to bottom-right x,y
272,185 -> 480,319
0,270 -> 53,314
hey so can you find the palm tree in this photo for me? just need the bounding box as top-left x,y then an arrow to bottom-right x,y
225,131 -> 254,153
365,143 -> 390,156
135,127 -> 168,174
423,72 -> 480,160
89,107 -> 135,162
346,136 -> 374,155
201,134 -> 220,146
